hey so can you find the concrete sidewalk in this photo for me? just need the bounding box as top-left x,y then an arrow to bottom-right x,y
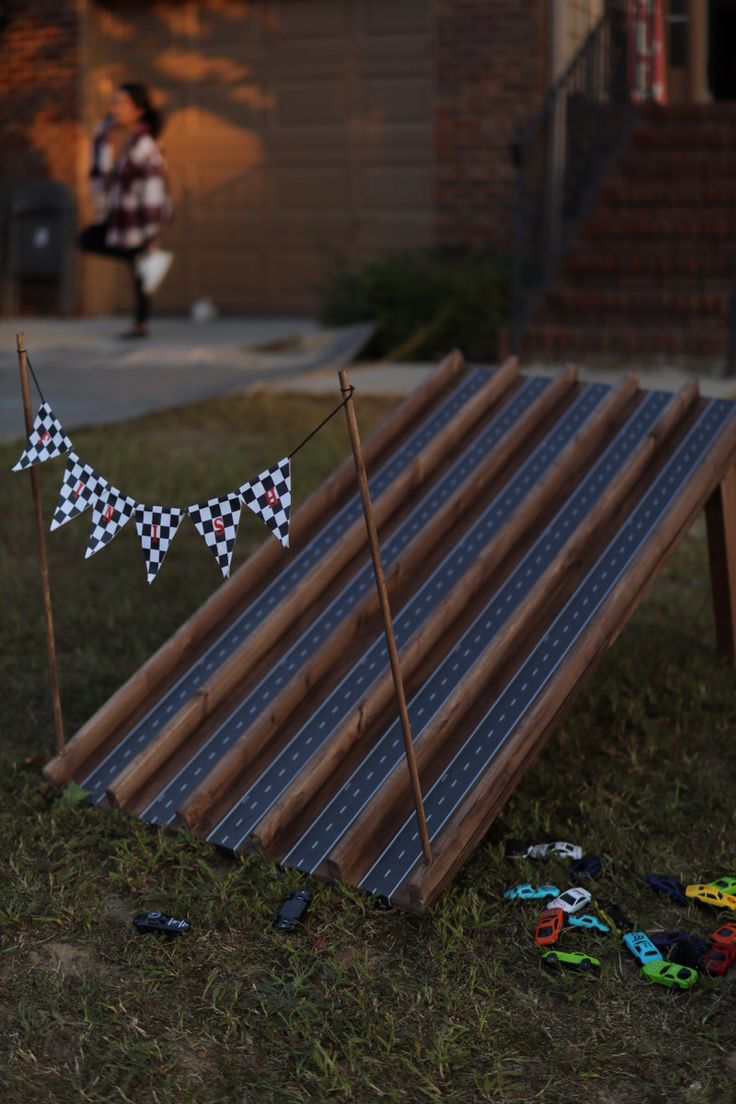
1,315 -> 734,442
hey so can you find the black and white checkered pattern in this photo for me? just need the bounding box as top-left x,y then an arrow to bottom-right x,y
50,452 -> 107,531
85,484 -> 137,558
134,505 -> 184,584
187,492 -> 242,578
12,402 -> 72,471
239,456 -> 291,548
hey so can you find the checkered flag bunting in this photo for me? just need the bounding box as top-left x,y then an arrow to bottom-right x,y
85,483 -> 137,558
12,402 -> 72,471
134,505 -> 184,584
239,457 -> 291,548
187,492 -> 242,578
50,452 -> 107,531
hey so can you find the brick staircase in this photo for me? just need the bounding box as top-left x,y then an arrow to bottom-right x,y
520,105 -> 736,366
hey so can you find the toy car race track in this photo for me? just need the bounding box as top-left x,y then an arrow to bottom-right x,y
45,352 -> 736,913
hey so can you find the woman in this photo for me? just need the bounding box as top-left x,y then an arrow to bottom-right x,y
80,82 -> 173,338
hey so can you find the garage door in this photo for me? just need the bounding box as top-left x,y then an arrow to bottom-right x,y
84,0 -> 435,315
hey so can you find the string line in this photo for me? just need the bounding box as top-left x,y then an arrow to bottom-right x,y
288,386 -> 355,459
25,354 -> 46,404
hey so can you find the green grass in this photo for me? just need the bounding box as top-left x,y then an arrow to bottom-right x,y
1,390 -> 736,1103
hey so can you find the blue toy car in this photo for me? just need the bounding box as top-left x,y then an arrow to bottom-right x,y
570,856 -> 604,879
568,913 -> 610,934
503,883 -> 560,902
646,873 -> 688,906
622,930 -> 664,966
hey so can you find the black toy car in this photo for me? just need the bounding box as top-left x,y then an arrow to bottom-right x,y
645,873 -> 688,906
274,890 -> 312,932
133,911 -> 191,937
669,933 -> 707,970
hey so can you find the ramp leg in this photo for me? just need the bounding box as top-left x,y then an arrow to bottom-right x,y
705,464 -> 736,662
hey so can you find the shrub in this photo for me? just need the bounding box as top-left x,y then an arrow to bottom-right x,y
319,244 -> 509,362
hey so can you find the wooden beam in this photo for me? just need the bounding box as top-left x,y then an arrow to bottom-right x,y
705,464 -> 736,663
105,359 -> 520,811
44,349 -> 468,788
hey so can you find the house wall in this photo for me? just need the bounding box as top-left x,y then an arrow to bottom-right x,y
435,0 -> 548,252
0,0 -> 83,189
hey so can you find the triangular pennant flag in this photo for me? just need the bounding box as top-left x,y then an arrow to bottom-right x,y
85,483 -> 137,558
12,401 -> 72,471
50,452 -> 107,531
239,457 -> 291,548
187,492 -> 242,578
134,504 -> 184,584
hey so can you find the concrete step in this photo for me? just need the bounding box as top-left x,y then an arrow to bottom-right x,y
542,285 -> 732,323
521,323 -> 729,360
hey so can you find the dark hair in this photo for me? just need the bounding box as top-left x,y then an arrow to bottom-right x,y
119,81 -> 163,138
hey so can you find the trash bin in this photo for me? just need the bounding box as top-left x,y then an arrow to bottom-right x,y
3,180 -> 76,315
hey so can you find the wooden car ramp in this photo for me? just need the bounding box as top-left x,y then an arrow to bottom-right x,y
45,352 -> 736,913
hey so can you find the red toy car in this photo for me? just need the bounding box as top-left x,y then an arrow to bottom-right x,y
710,922 -> 736,947
704,943 -> 736,976
535,908 -> 565,946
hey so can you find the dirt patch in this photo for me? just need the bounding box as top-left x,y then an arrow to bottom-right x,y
29,942 -> 100,978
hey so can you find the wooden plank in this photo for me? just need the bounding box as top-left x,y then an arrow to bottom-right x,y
397,398 -> 736,913
329,380 -> 700,885
105,359 -> 521,810
43,349 -> 468,788
176,366 -> 579,835
705,463 -> 736,663
248,375 -> 645,858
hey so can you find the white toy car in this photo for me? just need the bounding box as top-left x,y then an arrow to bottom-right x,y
550,841 -> 584,861
547,887 -> 592,914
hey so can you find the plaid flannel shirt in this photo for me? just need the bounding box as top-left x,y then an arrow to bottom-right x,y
91,120 -> 173,250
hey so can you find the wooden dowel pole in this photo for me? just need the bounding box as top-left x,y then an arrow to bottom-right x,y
338,368 -> 432,865
16,332 -> 65,756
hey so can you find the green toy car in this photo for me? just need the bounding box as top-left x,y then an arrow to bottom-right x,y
641,961 -> 698,990
541,949 -> 601,975
709,877 -> 736,896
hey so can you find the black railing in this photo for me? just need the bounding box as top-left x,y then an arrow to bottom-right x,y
509,1 -> 634,352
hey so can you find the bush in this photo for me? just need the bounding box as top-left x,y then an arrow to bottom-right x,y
319,244 -> 509,362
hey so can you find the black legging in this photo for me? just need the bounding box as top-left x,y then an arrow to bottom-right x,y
78,223 -> 150,326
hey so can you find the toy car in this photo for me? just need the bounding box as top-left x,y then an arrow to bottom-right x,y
641,961 -> 698,990
534,908 -> 565,946
568,913 -> 610,934
710,921 -> 736,947
646,873 -> 688,906
622,931 -> 663,966
273,890 -> 311,932
685,884 -> 736,910
570,856 -> 604,879
541,949 -> 601,975
503,883 -> 560,902
594,899 -> 633,934
647,930 -> 689,953
703,943 -> 736,976
710,877 -> 736,896
547,887 -> 592,914
669,933 -> 707,970
549,842 -> 584,861
132,911 -> 191,937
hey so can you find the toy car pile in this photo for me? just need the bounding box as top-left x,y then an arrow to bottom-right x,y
503,839 -> 736,989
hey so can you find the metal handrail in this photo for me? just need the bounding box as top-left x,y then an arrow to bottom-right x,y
509,0 -> 634,353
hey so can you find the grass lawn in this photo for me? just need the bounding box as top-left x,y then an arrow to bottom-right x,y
1,387 -> 735,1104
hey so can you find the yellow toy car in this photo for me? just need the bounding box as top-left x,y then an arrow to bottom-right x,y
685,884 -> 736,910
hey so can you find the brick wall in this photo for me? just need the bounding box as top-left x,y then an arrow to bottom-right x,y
435,0 -> 549,252
0,0 -> 83,189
